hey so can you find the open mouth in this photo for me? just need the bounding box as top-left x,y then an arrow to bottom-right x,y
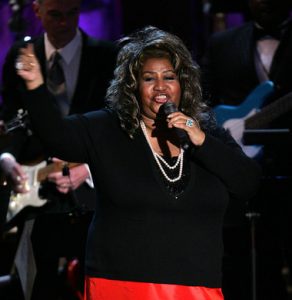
154,94 -> 169,103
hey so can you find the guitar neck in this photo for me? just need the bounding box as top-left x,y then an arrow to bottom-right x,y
37,162 -> 80,182
245,92 -> 292,129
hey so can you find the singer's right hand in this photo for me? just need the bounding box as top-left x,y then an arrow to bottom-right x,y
167,111 -> 206,146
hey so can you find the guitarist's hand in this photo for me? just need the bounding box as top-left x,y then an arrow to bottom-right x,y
0,156 -> 29,194
47,158 -> 90,194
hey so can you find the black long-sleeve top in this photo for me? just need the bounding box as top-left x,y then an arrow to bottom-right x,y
24,85 -> 261,287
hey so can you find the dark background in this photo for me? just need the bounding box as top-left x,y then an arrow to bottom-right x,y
0,0 -> 250,94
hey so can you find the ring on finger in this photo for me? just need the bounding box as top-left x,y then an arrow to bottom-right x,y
62,183 -> 71,188
185,119 -> 194,127
15,61 -> 24,70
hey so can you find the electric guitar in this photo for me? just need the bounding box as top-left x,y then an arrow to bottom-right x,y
213,80 -> 275,157
5,161 -> 80,223
0,109 -> 29,135
1,109 -> 31,152
0,110 -> 80,223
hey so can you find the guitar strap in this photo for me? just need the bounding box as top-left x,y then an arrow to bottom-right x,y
14,219 -> 36,300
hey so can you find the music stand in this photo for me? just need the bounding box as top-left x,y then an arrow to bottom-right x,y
243,128 -> 292,300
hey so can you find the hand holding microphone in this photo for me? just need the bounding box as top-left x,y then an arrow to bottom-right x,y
159,102 -> 205,149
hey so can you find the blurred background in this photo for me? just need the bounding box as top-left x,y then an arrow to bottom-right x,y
0,0 -> 251,102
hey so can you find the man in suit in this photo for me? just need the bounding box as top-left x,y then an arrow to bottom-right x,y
202,1 -> 292,299
202,0 -> 292,107
0,0 -> 117,299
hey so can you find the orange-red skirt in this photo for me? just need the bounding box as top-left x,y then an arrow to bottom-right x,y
84,277 -> 224,300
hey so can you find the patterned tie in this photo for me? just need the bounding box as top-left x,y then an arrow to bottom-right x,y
47,52 -> 70,115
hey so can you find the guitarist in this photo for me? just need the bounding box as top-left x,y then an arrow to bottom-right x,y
0,0 -> 117,299
201,1 -> 292,300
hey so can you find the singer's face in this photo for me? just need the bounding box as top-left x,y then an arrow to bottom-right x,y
138,57 -> 181,121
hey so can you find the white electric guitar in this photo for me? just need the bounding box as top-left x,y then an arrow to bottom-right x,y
5,161 -> 80,223
1,110 -> 79,223
0,109 -> 29,134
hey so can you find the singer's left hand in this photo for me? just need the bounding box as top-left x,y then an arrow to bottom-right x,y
167,112 -> 206,146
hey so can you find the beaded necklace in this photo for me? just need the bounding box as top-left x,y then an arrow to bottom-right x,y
140,120 -> 184,183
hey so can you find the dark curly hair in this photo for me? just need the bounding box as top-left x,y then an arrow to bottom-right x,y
106,26 -> 214,138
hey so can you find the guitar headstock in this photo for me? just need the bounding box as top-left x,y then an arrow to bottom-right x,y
2,109 -> 31,135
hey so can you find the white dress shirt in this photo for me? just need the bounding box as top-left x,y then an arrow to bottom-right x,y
45,29 -> 82,102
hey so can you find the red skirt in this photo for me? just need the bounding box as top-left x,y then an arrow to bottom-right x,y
84,277 -> 224,300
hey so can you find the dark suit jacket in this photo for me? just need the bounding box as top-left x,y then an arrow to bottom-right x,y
0,31 -> 117,215
201,20 -> 292,222
202,20 -> 292,108
202,20 -> 292,172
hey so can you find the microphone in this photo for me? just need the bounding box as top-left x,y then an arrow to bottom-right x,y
159,102 -> 190,150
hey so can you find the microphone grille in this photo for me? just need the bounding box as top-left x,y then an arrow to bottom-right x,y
160,102 -> 178,116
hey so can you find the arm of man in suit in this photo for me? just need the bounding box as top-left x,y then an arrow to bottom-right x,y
47,158 -> 92,194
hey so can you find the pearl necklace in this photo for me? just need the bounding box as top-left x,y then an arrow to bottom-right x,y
140,120 -> 184,183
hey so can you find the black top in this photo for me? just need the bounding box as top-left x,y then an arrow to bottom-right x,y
24,85 -> 261,287
1,31 -> 117,161
0,31 -> 117,214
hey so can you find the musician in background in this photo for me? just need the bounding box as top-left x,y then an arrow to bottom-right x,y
202,0 -> 292,299
0,0 -> 116,299
202,0 -> 292,107
0,122 -> 10,233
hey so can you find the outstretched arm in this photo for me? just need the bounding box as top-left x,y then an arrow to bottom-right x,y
15,44 -> 90,164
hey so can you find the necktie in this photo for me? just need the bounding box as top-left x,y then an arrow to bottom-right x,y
47,52 -> 70,115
